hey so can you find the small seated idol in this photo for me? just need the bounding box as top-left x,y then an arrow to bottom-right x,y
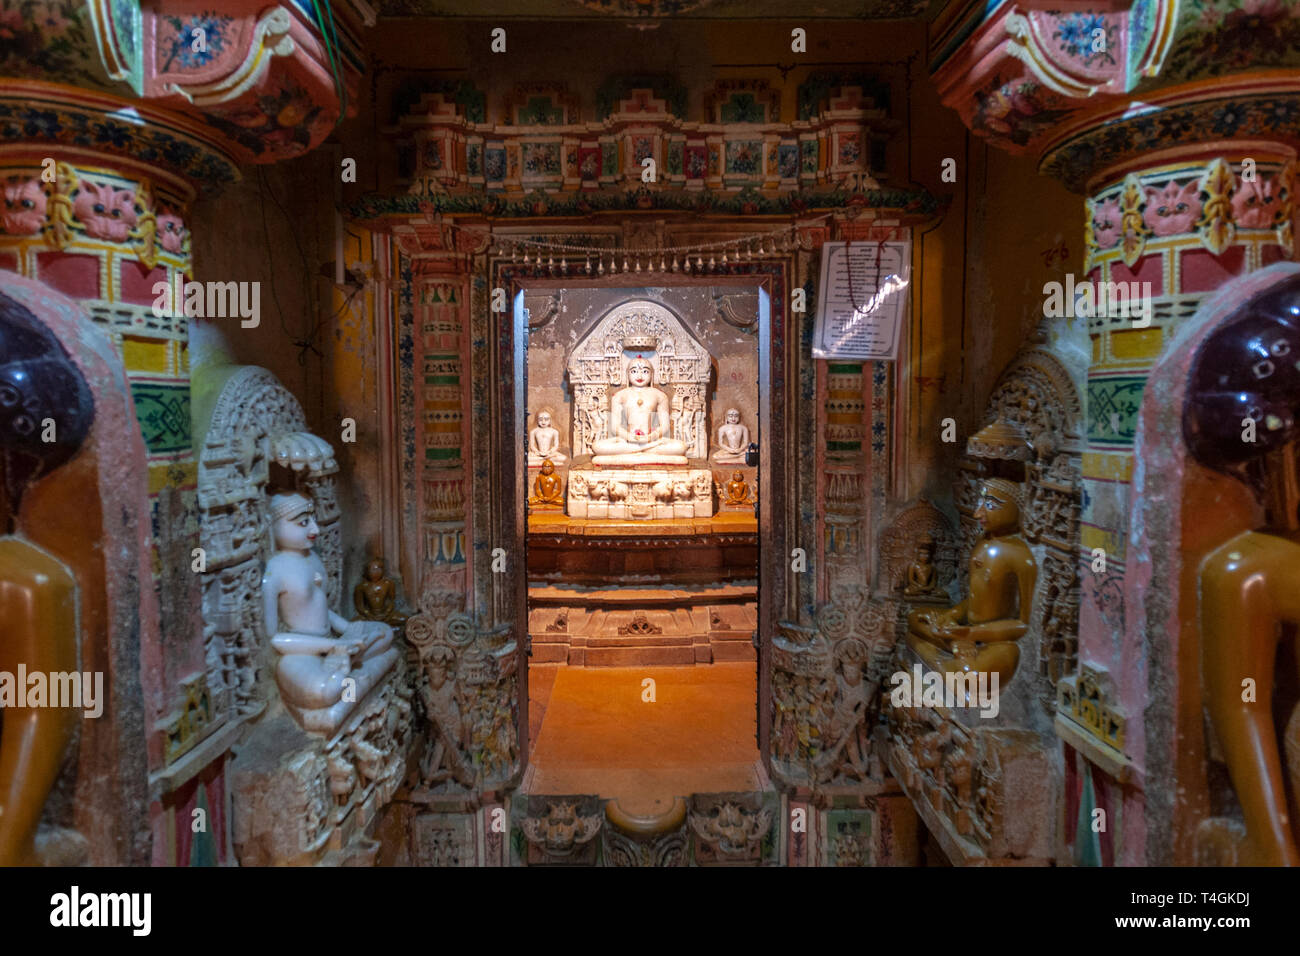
903,534 -> 939,597
711,408 -> 750,464
263,490 -> 399,734
528,409 -> 566,465
353,556 -> 408,627
724,470 -> 750,505
906,478 -> 1036,684
591,356 -> 688,465
529,459 -> 564,506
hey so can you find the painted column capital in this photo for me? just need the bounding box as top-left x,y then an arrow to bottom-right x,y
930,0 -> 1300,191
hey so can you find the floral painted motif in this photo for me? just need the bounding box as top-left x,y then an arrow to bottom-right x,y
157,210 -> 187,254
0,0 -> 107,90
632,136 -> 653,165
838,133 -> 861,167
1232,173 -> 1281,227
1053,13 -> 1117,67
485,148 -> 506,181
1142,180 -> 1201,236
1090,196 -> 1122,249
725,140 -> 761,176
158,13 -> 232,73
778,144 -> 799,180
0,176 -> 45,234
522,142 -> 561,176
1160,0 -> 1300,83
578,147 -> 600,181
202,78 -> 326,160
971,78 -> 1074,148
421,139 -> 442,172
73,180 -> 137,241
467,143 -> 482,177
685,145 -> 706,179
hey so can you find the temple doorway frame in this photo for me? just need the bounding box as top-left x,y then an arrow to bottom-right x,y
480,255 -> 808,782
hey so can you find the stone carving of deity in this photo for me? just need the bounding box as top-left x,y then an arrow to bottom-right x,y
528,409 -> 566,465
591,356 -> 688,465
262,490 -> 400,735
711,408 -> 750,464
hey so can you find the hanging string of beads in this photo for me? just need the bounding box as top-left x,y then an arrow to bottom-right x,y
468,213 -> 833,274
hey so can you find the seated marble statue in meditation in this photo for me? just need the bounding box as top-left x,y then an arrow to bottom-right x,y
591,356 -> 688,465
903,534 -> 939,596
711,408 -> 750,464
353,556 -> 407,627
906,478 -> 1036,683
529,459 -> 564,506
528,410 -> 566,465
263,490 -> 399,734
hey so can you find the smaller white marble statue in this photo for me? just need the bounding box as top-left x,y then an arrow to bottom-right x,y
711,408 -> 750,464
528,409 -> 567,465
262,490 -> 399,735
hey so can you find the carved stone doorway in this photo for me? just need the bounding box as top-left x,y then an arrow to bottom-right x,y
517,284 -> 767,806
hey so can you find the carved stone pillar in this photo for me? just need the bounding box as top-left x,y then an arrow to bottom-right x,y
929,0 -> 1300,863
0,0 -> 368,865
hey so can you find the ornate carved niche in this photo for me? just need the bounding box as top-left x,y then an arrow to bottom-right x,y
566,299 -> 712,459
952,347 -> 1084,708
197,365 -> 342,723
877,499 -> 960,598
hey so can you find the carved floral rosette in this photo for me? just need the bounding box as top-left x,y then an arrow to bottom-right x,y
566,300 -> 711,458
197,365 -> 342,723
953,346 -> 1083,709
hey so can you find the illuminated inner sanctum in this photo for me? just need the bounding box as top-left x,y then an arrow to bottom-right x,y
2,0 -> 1300,872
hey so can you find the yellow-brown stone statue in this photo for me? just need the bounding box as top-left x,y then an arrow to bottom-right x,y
530,459 -> 564,507
906,477 -> 1036,683
1185,276 -> 1300,866
353,556 -> 407,627
723,470 -> 750,505
903,533 -> 939,597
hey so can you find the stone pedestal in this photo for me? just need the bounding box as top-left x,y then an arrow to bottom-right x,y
567,467 -> 713,519
231,665 -> 412,866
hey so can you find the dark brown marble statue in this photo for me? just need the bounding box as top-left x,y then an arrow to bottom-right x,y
353,556 -> 408,627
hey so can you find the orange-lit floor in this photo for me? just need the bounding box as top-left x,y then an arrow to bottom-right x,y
524,662 -> 764,815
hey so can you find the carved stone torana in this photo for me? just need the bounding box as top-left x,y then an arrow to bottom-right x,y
198,366 -> 342,723
406,594 -> 520,794
688,793 -> 775,866
1056,664 -> 1126,755
520,796 -> 603,866
566,300 -> 711,459
878,499 -> 959,596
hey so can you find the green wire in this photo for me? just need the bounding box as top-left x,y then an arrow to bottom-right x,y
309,0 -> 348,127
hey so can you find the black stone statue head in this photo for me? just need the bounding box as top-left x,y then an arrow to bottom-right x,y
0,289 -> 94,513
1183,272 -> 1300,495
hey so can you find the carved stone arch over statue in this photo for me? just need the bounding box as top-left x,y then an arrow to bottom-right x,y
196,364 -> 341,722
954,345 -> 1084,710
567,299 -> 712,459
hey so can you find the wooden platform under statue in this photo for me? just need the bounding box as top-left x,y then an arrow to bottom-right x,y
527,512 -> 757,585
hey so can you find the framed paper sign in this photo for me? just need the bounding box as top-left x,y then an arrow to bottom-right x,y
812,239 -> 911,360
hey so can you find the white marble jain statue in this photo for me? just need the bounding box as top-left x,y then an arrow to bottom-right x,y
262,490 -> 399,735
711,408 -> 750,464
591,356 -> 689,465
528,410 -> 566,465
